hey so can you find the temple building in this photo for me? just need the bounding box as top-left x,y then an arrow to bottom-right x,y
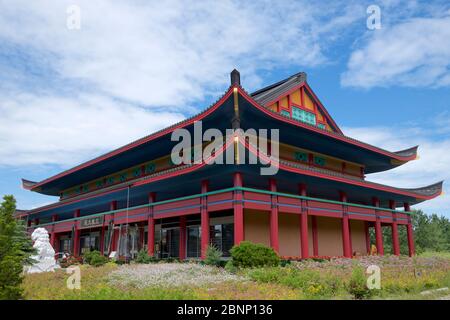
19,70 -> 443,260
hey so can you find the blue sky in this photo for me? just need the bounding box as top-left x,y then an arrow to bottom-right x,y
0,0 -> 449,217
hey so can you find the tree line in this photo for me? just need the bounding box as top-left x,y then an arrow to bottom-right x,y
371,209 -> 450,255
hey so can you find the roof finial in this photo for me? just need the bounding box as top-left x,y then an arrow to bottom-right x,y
230,69 -> 240,86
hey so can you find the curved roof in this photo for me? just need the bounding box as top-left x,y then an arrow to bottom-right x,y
23,71 -> 422,196
24,133 -> 442,218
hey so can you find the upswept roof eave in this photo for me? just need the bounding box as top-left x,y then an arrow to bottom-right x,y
239,135 -> 443,202
24,136 -> 441,217
24,134 -> 238,216
240,86 -> 418,164
22,86 -> 235,193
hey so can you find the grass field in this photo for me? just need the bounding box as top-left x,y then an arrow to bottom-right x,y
22,253 -> 450,300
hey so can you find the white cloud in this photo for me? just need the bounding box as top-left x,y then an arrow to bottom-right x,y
341,11 -> 450,88
0,0 -> 363,167
0,92 -> 184,166
343,124 -> 449,215
0,1 -> 362,106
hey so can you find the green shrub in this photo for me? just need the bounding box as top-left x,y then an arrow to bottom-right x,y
58,255 -> 82,268
204,245 -> 222,266
280,259 -> 291,267
135,249 -> 158,264
348,266 -> 372,299
247,266 -> 344,298
224,260 -> 238,273
83,251 -> 108,267
230,241 -> 280,268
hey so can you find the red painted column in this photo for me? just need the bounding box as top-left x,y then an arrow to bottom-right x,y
179,216 -> 187,260
390,200 -> 400,256
233,172 -> 244,246
269,179 -> 279,253
73,209 -> 81,257
200,180 -> 209,259
147,193 -> 155,256
373,197 -> 384,256
364,222 -> 371,254
404,202 -> 415,257
340,192 -> 352,258
299,184 -> 309,259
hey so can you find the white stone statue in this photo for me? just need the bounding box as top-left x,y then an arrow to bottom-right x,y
26,227 -> 59,273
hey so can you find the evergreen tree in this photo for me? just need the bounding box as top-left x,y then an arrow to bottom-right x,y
0,195 -> 35,300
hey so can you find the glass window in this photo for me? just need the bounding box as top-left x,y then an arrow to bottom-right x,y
59,238 -> 72,257
187,226 -> 201,258
314,156 -> 326,166
158,228 -> 179,259
116,225 -> 140,260
80,233 -> 100,255
280,109 -> 290,117
210,223 -> 234,257
294,151 -> 308,162
119,173 -> 127,182
146,163 -> 156,173
133,168 -> 141,177
292,107 -> 316,125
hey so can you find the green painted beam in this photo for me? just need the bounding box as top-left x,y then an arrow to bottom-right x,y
32,186 -> 413,228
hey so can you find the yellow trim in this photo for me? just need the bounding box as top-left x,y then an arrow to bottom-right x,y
233,87 -> 239,116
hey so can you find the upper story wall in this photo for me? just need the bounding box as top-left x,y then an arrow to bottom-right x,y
265,86 -> 337,133
60,141 -> 365,201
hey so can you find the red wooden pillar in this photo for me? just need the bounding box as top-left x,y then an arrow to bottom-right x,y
404,202 -> 415,257
200,180 -> 209,259
179,216 -> 187,260
340,192 -> 352,258
73,209 -> 81,257
233,172 -> 244,246
299,184 -> 309,259
269,179 -> 279,252
147,193 -> 155,256
373,197 -> 384,256
390,200 -> 400,256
